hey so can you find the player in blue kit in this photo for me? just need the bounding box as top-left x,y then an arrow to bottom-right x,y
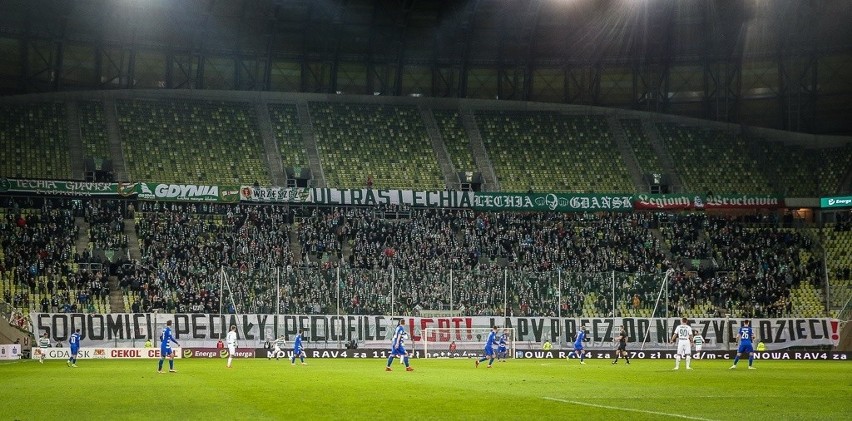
291,329 -> 307,366
385,319 -> 413,372
475,326 -> 499,368
67,329 -> 81,368
568,325 -> 587,364
497,330 -> 509,362
158,320 -> 180,373
730,319 -> 757,370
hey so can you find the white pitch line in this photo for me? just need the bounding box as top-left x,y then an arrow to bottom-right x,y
542,397 -> 719,421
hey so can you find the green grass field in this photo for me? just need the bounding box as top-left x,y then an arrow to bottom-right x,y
1,357 -> 850,420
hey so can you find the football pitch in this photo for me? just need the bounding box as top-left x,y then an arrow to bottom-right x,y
1,357 -> 849,420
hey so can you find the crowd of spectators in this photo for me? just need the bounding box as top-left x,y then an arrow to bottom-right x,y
661,213 -> 711,259
0,197 -> 834,319
661,214 -> 822,318
85,200 -> 128,251
126,202 -> 293,314
0,198 -> 117,316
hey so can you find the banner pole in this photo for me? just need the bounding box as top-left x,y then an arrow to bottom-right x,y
218,267 -> 224,320
336,266 -> 340,317
611,271 -> 616,318
557,268 -> 562,349
641,269 -> 673,350
503,268 -> 508,318
337,265 -> 341,349
276,267 -> 280,317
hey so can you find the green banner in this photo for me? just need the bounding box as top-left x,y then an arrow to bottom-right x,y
473,192 -> 633,212
820,196 -> 852,209
0,178 -> 137,197
137,183 -> 239,203
0,177 -> 792,210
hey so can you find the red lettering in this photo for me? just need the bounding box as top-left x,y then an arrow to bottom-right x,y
438,318 -> 450,342
110,349 -> 142,358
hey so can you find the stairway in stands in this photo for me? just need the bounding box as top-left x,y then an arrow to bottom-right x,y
641,119 -> 684,193
296,101 -> 327,187
290,222 -> 302,266
103,97 -> 129,181
74,217 -> 89,255
418,105 -> 459,189
104,217 -> 142,313
255,101 -> 287,186
607,115 -> 648,193
66,101 -> 86,180
459,108 -> 500,191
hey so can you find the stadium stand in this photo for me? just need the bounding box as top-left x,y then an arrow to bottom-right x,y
0,198 -> 112,314
475,111 -> 633,193
432,110 -> 478,173
751,139 -> 819,197
669,216 -> 824,318
309,102 -> 444,190
659,213 -> 712,260
0,93 -> 847,321
620,118 -> 665,175
814,144 -> 852,196
78,101 -> 110,162
267,103 -> 308,170
115,99 -> 270,185
656,122 -> 771,194
128,202 -> 292,314
0,193 -> 836,319
85,200 -> 128,252
820,222 -> 852,318
0,103 -> 71,179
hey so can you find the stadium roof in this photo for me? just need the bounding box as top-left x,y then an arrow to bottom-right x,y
0,0 -> 850,134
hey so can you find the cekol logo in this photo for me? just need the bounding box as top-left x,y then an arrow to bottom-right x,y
183,349 -> 193,358
94,349 -> 107,359
112,349 -> 142,358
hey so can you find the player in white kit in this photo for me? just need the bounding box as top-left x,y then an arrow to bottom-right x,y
669,317 -> 693,370
226,325 -> 238,368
